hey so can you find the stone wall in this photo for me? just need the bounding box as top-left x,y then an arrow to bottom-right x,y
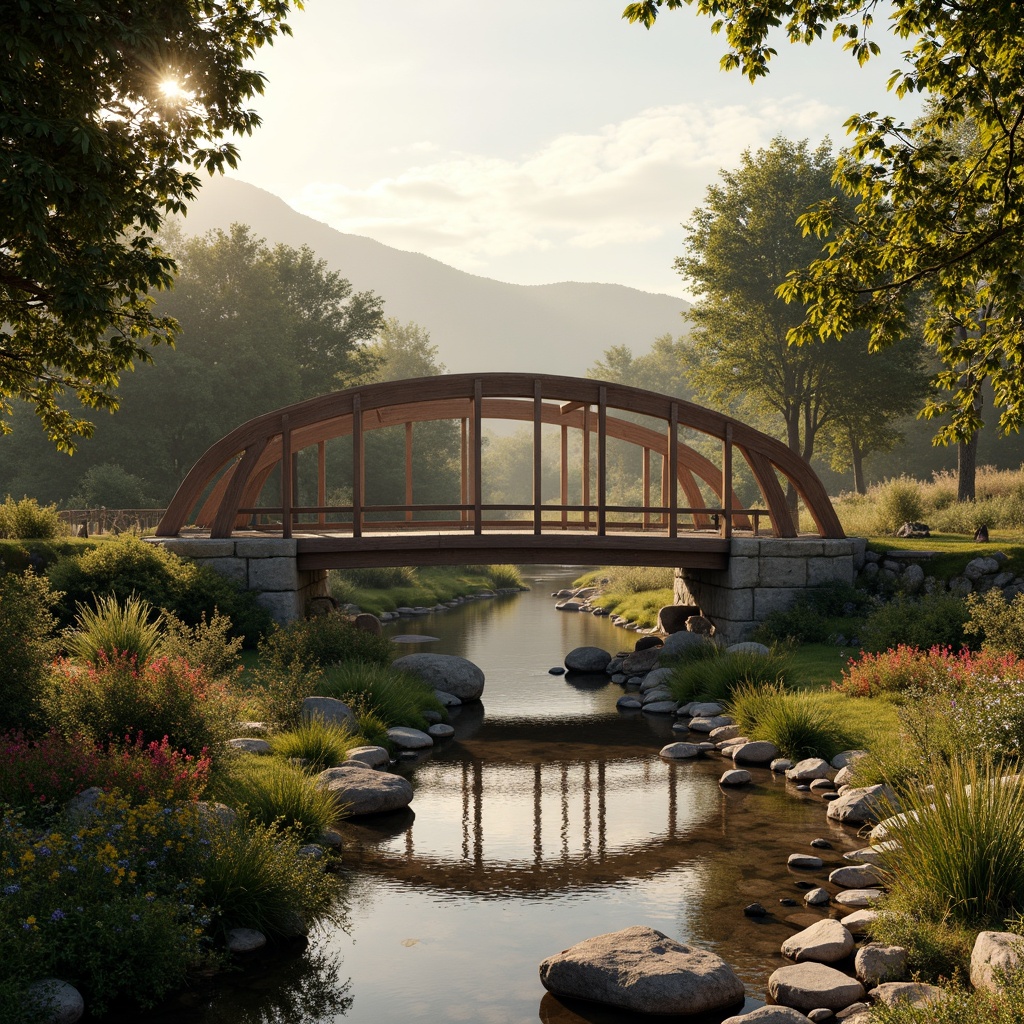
148,538 -> 329,624
674,537 -> 867,645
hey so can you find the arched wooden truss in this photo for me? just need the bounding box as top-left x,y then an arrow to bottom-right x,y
157,374 -> 843,564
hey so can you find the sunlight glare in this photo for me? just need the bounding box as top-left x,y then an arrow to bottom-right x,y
158,78 -> 190,103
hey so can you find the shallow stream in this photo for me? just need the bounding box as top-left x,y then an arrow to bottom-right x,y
136,566 -> 864,1024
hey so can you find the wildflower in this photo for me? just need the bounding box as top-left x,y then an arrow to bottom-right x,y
50,909 -> 65,921
3,884 -> 20,895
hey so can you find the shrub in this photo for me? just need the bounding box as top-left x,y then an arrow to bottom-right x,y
198,817 -> 339,940
0,570 -> 60,731
47,534 -> 271,646
931,496 -> 1001,535
870,974 -> 1024,1024
0,496 -> 65,540
878,758 -> 1024,928
668,647 -> 791,705
0,794 -> 215,1014
260,614 -> 394,673
336,565 -> 420,589
269,716 -> 361,773
210,755 -> 342,842
316,661 -> 444,730
754,581 -> 871,644
158,609 -> 243,679
64,593 -> 163,666
860,592 -> 970,652
43,653 -> 237,759
726,683 -> 853,761
875,476 -> 926,534
68,462 -> 155,509
870,905 -> 975,986
966,589 -> 1024,656
0,730 -> 209,823
247,659 -> 319,730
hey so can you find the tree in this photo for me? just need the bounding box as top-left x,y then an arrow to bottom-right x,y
677,137 -> 928,503
588,334 -> 692,400
1,0 -> 298,449
622,0 -> 1024,447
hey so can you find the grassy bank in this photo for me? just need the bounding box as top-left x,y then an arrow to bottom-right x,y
329,564 -> 524,616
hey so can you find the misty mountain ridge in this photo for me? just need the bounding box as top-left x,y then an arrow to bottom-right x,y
177,176 -> 688,379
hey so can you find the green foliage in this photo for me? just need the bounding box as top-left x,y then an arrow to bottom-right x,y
269,717 -> 362,774
754,581 -> 870,644
871,973 -> 1024,1024
726,682 -> 854,760
68,463 -> 156,509
0,570 -> 60,730
668,647 -> 791,705
199,817 -> 339,941
339,565 -> 420,589
246,659 -> 318,731
47,534 -> 271,645
43,653 -> 238,759
317,661 -> 444,731
351,704 -> 392,750
158,609 -> 243,679
880,758 -> 1024,929
0,794 -> 216,1014
260,614 -> 394,673
874,476 -> 926,535
966,589 -> 1024,657
870,904 -> 975,986
1,2 -> 298,449
480,564 -> 525,589
210,755 -> 342,842
0,496 -> 64,540
64,593 -> 163,666
861,593 -> 969,653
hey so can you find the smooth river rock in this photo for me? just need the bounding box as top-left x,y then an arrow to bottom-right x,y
660,742 -> 701,759
345,744 -> 390,768
733,740 -> 781,765
767,963 -> 865,1012
301,695 -> 355,729
855,942 -> 908,986
720,769 -> 751,786
829,864 -> 884,888
386,726 -> 433,750
971,931 -> 1024,993
26,979 -> 84,1024
872,982 -> 948,1009
722,1007 -> 814,1024
315,765 -> 414,816
834,889 -> 884,908
564,646 -> 612,673
785,758 -> 832,782
781,919 -> 855,964
825,784 -> 897,825
538,926 -> 745,1016
392,653 -> 485,701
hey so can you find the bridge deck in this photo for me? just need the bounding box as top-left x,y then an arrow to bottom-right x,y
293,529 -> 730,569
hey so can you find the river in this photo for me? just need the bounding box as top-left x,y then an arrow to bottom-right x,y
151,566 -> 863,1024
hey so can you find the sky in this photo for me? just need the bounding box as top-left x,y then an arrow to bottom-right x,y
227,1 -> 921,300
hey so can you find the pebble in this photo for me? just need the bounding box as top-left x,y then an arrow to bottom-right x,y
548,667 -> 565,675
810,838 -> 833,850
744,903 -> 769,917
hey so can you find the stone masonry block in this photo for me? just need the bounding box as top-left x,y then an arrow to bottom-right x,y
807,556 -> 855,587
248,557 -> 301,592
700,586 -> 754,622
256,590 -> 304,625
149,538 -> 236,559
234,538 -> 298,558
753,587 -> 804,619
201,557 -> 248,585
820,538 -> 856,557
724,556 -> 759,589
729,538 -> 764,557
763,539 -> 824,558
851,537 -> 868,571
759,556 -> 808,587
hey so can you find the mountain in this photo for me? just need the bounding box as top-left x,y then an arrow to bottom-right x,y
178,177 -> 688,377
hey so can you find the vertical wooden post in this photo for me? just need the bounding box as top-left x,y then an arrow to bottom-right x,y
281,414 -> 292,538
317,441 -> 326,526
668,404 -> 679,538
533,380 -> 543,535
460,417 -> 469,525
292,451 -> 300,525
661,450 -> 669,530
597,386 -> 607,536
582,406 -> 591,530
642,448 -> 651,530
723,422 -> 733,539
352,395 -> 362,538
473,379 -> 482,535
405,421 -> 414,523
560,425 -> 569,529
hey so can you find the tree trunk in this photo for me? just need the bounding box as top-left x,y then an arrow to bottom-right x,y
958,430 -> 979,502
851,438 -> 866,495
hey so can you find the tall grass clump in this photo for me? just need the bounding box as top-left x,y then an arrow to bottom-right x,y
871,757 -> 1024,981
668,647 -> 791,705
726,682 -> 854,760
483,564 -> 524,589
0,496 -> 65,539
210,755 -> 342,842
64,593 -> 163,666
317,661 -> 444,730
269,716 -> 361,773
337,565 -> 420,589
874,476 -> 926,534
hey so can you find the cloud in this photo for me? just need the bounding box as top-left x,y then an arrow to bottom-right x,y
287,97 -> 843,289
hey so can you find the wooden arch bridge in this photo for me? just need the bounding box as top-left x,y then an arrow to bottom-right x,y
157,373 -> 843,569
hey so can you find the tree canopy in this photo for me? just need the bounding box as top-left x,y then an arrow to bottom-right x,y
678,137 -> 928,499
622,0 -> 1024,443
1,0 -> 298,448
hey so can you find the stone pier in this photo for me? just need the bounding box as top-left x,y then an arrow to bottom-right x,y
674,537 -> 867,645
148,537 -> 329,624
